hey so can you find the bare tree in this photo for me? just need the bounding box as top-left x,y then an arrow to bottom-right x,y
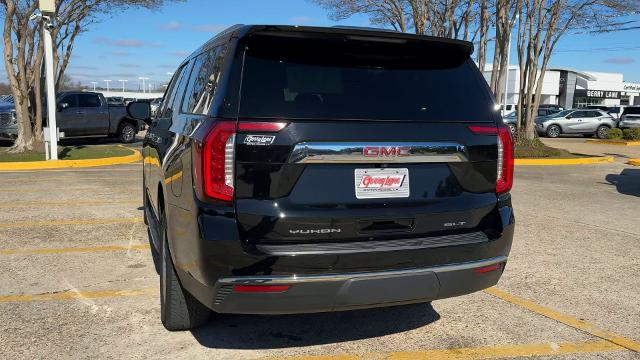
2,0 -> 40,152
475,0 -> 491,71
313,0 -> 408,31
1,0 -> 180,153
488,0 -> 521,106
515,0 -> 640,140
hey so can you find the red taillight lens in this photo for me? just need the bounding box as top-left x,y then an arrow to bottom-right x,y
201,121 -> 236,202
468,125 -> 514,195
238,121 -> 287,132
496,126 -> 514,194
233,285 -> 290,293
473,263 -> 503,274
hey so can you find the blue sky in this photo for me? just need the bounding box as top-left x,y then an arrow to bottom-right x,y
2,0 -> 639,88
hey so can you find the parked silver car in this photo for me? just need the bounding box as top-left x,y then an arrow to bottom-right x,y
618,106 -> 640,129
503,107 -> 562,135
535,109 -> 616,139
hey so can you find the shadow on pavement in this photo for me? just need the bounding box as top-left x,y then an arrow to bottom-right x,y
605,169 -> 640,197
192,302 -> 440,349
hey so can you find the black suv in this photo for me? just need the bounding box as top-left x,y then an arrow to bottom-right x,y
127,25 -> 515,331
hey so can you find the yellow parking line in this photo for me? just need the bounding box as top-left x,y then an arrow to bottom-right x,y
0,287 -> 156,303
266,340 -> 625,360
0,217 -> 144,229
0,199 -> 140,208
0,244 -> 150,256
0,168 -> 139,173
485,287 -> 640,352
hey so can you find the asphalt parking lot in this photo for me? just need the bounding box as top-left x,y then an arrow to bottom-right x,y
0,140 -> 639,359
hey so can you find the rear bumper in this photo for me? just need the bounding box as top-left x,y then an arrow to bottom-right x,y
209,256 -> 506,314
618,121 -> 640,129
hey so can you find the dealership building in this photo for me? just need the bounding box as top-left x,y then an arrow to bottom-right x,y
483,66 -> 640,108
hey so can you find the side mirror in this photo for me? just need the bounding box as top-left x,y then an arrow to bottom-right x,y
126,101 -> 152,125
58,103 -> 69,112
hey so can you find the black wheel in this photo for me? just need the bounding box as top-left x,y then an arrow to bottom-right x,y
118,122 -> 136,143
596,126 -> 610,140
159,207 -> 210,331
546,125 -> 561,138
582,134 -> 594,138
508,124 -> 516,135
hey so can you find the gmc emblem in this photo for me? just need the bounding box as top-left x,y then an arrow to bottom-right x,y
363,146 -> 410,157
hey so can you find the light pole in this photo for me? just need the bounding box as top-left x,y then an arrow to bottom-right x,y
32,0 -> 58,160
502,14 -> 519,116
138,77 -> 149,94
91,81 -> 98,91
103,79 -> 112,92
118,79 -> 128,97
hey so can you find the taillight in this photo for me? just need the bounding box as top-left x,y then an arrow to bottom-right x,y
200,121 -> 236,202
496,126 -> 514,194
195,120 -> 287,203
468,125 -> 514,195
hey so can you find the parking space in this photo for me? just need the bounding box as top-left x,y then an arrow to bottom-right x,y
0,157 -> 639,359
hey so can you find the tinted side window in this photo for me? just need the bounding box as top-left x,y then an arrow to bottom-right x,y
79,94 -> 101,107
61,94 -> 79,108
182,45 -> 227,115
159,63 -> 190,119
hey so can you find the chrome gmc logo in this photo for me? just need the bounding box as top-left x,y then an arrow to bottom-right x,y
363,146 -> 410,157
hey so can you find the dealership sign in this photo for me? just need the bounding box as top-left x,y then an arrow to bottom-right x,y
585,90 -> 620,99
623,83 -> 640,93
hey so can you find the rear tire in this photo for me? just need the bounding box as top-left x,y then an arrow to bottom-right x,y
596,125 -> 610,140
159,207 -> 210,331
546,125 -> 561,138
118,122 -> 136,143
507,124 -> 516,135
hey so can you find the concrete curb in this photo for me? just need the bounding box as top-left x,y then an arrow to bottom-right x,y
628,159 -> 640,166
585,139 -> 640,146
515,156 -> 615,166
0,146 -> 141,171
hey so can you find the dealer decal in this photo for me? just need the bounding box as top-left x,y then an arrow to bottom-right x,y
358,174 -> 405,189
244,135 -> 275,146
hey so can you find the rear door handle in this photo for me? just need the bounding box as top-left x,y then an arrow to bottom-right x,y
76,111 -> 85,114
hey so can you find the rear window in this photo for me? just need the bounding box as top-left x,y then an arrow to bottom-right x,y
239,34 -> 494,122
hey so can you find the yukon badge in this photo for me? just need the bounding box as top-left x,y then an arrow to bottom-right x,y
289,228 -> 342,235
244,135 -> 275,146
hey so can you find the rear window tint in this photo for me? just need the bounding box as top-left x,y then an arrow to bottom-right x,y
239,36 -> 494,122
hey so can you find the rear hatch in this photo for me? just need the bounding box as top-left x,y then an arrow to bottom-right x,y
232,30 -> 508,248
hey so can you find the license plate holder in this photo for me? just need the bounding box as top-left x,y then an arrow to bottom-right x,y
354,168 -> 410,199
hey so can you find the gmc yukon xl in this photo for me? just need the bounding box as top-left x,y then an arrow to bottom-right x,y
127,25 -> 515,331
